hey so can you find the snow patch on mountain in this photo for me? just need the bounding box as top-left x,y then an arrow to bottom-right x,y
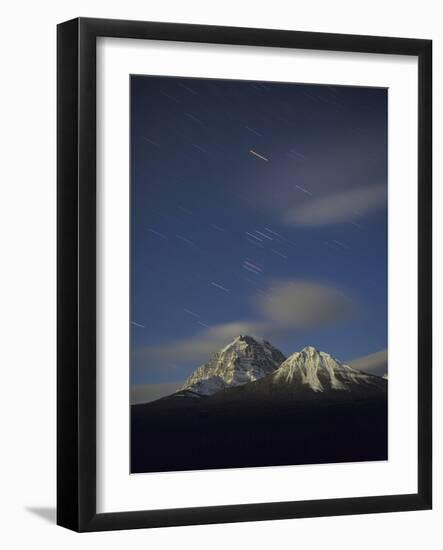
271,345 -> 385,392
180,335 -> 286,397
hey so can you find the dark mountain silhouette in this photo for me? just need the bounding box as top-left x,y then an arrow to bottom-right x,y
131,338 -> 387,473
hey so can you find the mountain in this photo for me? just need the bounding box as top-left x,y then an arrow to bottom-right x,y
178,335 -> 286,396
205,344 -> 387,405
270,345 -> 386,393
132,339 -> 387,473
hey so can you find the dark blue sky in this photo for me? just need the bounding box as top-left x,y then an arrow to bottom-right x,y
130,75 -> 387,386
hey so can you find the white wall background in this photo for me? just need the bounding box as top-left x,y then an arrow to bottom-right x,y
0,0 -> 440,547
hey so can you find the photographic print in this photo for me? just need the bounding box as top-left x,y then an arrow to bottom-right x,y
130,75 -> 388,474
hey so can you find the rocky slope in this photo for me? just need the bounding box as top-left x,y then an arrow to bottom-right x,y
179,335 -> 286,396
269,345 -> 386,393
132,339 -> 387,473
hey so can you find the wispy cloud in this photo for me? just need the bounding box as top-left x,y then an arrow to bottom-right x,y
134,279 -> 356,373
283,183 -> 387,226
135,321 -> 265,367
257,280 -> 354,329
131,382 -> 182,405
349,349 -> 387,377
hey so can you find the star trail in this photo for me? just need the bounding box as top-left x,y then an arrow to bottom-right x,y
130,75 -> 388,385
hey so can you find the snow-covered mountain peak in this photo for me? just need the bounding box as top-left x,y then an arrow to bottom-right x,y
180,335 -> 286,397
299,345 -> 322,358
220,334 -> 259,353
271,346 -> 385,393
174,338 -> 386,400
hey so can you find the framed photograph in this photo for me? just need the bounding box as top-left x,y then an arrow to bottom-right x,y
57,17 -> 432,531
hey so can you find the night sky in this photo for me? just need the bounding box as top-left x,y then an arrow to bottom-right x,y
130,75 -> 387,387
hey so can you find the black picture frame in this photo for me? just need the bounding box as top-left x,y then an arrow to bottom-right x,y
57,17 -> 432,532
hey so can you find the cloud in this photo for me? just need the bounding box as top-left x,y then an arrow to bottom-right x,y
282,183 -> 387,226
135,320 -> 265,366
134,279 -> 356,375
349,349 -> 387,377
257,280 -> 354,329
131,382 -> 182,405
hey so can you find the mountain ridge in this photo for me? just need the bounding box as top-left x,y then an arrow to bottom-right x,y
270,345 -> 386,393
171,336 -> 386,401
132,336 -> 387,473
179,335 -> 286,397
